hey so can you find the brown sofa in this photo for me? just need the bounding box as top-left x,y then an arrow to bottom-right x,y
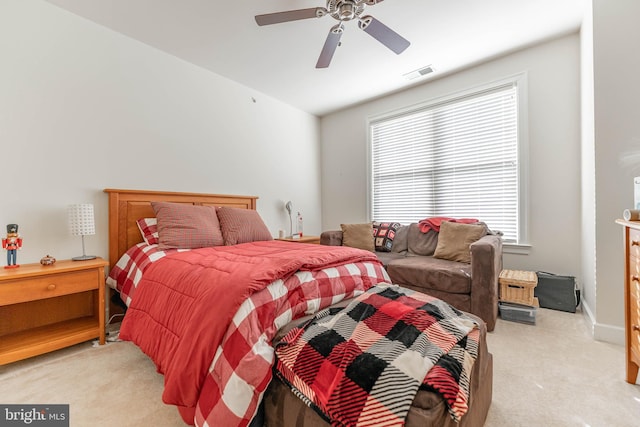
320,223 -> 502,331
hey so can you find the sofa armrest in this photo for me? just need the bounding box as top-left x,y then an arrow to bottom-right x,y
469,234 -> 503,332
320,230 -> 343,246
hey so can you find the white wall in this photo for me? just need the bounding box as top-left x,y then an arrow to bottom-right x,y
0,0 -> 321,265
321,34 -> 582,284
590,0 -> 640,342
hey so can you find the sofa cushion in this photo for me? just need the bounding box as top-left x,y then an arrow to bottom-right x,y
341,223 -> 375,252
433,221 -> 487,263
375,251 -> 407,268
372,221 -> 403,252
407,224 -> 439,256
386,256 -> 472,295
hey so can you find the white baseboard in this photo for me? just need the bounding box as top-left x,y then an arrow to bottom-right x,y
581,300 -> 596,334
581,300 -> 625,345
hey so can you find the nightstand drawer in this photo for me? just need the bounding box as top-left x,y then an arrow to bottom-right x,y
630,281 -> 640,357
0,270 -> 98,306
630,228 -> 640,259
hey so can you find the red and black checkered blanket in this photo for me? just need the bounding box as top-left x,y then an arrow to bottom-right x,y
274,284 -> 480,426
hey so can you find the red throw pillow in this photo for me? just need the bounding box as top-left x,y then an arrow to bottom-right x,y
136,217 -> 159,245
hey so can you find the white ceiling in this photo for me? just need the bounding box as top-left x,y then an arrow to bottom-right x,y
44,0 -> 586,116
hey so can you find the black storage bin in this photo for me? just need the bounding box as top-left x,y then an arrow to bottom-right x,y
534,271 -> 580,313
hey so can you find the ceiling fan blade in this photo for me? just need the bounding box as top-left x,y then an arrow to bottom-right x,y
316,24 -> 344,69
358,15 -> 410,54
255,8 -> 325,26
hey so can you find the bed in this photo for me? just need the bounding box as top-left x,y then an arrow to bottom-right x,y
104,188 -> 493,427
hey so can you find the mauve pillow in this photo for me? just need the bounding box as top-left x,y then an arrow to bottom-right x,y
433,221 -> 487,263
340,223 -> 375,252
151,202 -> 224,250
217,207 -> 273,245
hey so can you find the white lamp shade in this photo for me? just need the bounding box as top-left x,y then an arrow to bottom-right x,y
68,204 -> 96,236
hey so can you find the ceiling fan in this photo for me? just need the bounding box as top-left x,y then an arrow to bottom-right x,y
255,0 -> 410,68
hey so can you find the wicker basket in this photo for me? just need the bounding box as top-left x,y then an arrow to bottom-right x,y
499,270 -> 538,306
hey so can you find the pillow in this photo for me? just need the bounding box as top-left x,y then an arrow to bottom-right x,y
390,224 -> 409,253
433,221 -> 486,263
407,223 -> 439,256
340,223 -> 375,252
372,221 -> 402,252
136,217 -> 159,245
216,206 -> 273,245
151,202 -> 224,250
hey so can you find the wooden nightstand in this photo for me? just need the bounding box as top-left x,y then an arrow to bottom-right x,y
276,235 -> 321,244
0,257 -> 108,365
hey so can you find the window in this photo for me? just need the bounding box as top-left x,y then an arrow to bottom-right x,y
369,78 -> 524,244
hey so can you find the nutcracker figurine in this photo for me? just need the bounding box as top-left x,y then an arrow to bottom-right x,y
2,224 -> 22,269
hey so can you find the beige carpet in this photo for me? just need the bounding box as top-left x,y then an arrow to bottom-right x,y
485,308 -> 640,426
0,338 -> 184,426
1,308 -> 639,426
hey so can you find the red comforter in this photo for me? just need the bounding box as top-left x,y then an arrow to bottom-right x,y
119,240 -> 388,425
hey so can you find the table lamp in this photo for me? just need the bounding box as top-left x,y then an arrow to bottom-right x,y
285,201 -> 293,237
68,203 -> 97,261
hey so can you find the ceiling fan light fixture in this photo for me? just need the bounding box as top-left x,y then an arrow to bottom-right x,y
338,2 -> 356,20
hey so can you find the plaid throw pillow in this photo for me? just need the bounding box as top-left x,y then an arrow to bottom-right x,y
152,202 -> 224,250
136,218 -> 159,245
373,221 -> 402,252
217,207 -> 273,245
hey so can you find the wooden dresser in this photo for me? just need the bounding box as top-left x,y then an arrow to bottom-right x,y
616,219 -> 640,384
0,258 -> 108,365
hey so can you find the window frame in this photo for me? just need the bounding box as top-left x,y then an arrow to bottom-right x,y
366,73 -> 530,253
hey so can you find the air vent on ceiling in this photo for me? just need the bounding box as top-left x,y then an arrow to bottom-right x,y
404,65 -> 435,80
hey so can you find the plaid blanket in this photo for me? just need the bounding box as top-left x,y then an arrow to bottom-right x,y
274,284 -> 479,426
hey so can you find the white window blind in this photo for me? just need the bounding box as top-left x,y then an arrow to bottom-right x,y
370,83 -> 519,242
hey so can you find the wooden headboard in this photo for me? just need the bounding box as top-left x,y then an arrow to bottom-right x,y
103,188 -> 258,270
